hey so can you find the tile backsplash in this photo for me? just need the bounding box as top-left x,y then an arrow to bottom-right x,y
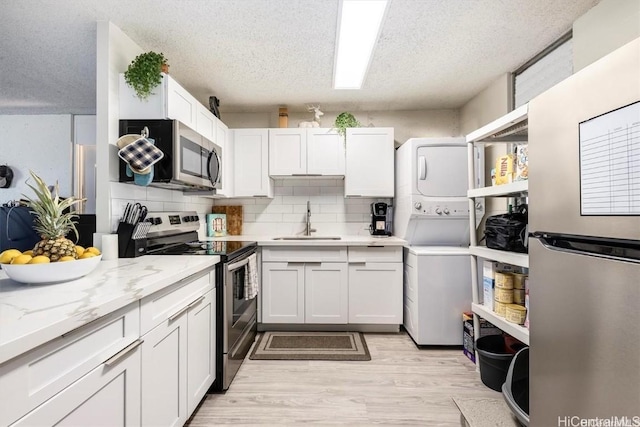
109,182 -> 214,235
213,179 -> 390,236
110,179 -> 390,237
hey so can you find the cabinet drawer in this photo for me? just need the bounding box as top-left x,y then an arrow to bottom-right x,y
262,247 -> 347,263
140,270 -> 213,335
348,246 -> 402,263
0,303 -> 139,427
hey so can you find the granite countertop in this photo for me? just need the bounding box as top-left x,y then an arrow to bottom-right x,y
0,255 -> 219,365
201,234 -> 407,246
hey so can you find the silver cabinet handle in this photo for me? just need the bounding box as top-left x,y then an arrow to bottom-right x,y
168,294 -> 205,321
187,295 -> 205,309
103,339 -> 143,367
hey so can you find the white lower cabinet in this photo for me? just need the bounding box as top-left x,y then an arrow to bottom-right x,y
0,304 -> 140,427
262,262 -> 348,324
348,247 -> 403,324
141,314 -> 188,427
348,262 -> 402,324
261,246 -> 402,326
305,262 -> 348,324
141,280 -> 215,427
12,343 -> 142,426
262,262 -> 305,323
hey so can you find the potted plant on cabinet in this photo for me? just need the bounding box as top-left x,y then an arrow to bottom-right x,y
334,112 -> 361,138
124,51 -> 169,100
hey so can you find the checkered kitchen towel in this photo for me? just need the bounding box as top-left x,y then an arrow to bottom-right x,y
117,137 -> 164,172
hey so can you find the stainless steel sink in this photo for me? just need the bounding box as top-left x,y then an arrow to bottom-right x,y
272,236 -> 342,240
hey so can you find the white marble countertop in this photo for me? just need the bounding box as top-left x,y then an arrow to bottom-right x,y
0,255 -> 219,365
201,234 -> 407,246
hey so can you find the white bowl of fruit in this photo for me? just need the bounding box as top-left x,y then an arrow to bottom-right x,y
0,246 -> 102,284
0,171 -> 102,284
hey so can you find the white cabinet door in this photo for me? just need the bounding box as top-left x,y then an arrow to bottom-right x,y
262,262 -> 305,323
345,128 -> 394,197
233,129 -> 274,197
348,262 -> 403,324
166,76 -> 197,129
307,129 -> 345,175
196,103 -> 216,142
305,262 -> 348,324
12,343 -> 142,427
216,120 -> 233,197
269,129 -> 307,175
187,289 -> 215,415
141,315 -> 188,427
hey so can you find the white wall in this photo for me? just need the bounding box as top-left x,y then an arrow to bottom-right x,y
223,109 -> 460,145
213,178 -> 389,236
0,115 -> 73,203
573,0 -> 640,72
95,21 -> 214,234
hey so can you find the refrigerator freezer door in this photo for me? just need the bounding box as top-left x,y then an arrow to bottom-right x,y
529,237 -> 640,424
528,37 -> 640,241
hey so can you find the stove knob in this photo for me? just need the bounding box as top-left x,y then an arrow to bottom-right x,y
154,217 -> 163,225
183,216 -> 190,222
191,215 -> 199,222
414,202 -> 422,210
435,207 -> 442,215
443,208 -> 450,215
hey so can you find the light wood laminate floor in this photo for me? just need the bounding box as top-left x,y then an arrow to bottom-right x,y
186,331 -> 500,426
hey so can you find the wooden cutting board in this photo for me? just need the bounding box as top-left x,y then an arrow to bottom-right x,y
211,205 -> 243,235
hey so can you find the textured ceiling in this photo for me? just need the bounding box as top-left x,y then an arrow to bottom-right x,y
0,0 -> 600,115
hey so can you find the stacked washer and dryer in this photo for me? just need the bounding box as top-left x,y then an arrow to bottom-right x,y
394,138 -> 483,345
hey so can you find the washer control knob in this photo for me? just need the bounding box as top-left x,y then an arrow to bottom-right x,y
435,207 -> 442,215
443,208 -> 450,215
414,202 -> 422,210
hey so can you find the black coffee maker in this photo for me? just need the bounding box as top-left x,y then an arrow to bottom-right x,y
370,202 -> 393,236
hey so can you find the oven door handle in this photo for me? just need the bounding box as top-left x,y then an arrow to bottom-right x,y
227,257 -> 250,272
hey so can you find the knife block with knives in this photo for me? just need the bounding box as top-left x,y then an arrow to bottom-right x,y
117,203 -> 151,258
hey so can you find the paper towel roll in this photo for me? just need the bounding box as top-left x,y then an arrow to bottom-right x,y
101,234 -> 119,260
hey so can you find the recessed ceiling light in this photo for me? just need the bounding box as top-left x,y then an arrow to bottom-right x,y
333,0 -> 389,90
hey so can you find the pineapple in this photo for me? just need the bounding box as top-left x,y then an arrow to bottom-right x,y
24,171 -> 85,262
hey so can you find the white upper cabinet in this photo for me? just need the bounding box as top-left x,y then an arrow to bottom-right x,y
307,128 -> 345,175
120,73 -> 197,129
195,103 -> 216,142
269,129 -> 307,175
269,128 -> 345,176
233,129 -> 274,198
215,120 -> 233,197
345,127 -> 394,197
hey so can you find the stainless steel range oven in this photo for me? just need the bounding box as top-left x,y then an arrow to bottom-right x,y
144,211 -> 258,392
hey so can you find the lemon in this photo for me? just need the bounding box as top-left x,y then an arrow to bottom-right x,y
11,254 -> 33,265
79,252 -> 97,259
59,256 -> 76,262
75,246 -> 85,257
85,247 -> 101,256
22,250 -> 34,256
0,249 -> 22,264
29,256 -> 51,264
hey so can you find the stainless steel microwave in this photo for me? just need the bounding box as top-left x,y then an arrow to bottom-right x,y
119,119 -> 221,191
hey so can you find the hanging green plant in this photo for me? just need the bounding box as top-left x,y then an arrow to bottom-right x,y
124,51 -> 169,100
334,112 -> 361,137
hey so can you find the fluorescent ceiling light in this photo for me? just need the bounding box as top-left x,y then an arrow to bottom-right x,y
333,0 -> 389,89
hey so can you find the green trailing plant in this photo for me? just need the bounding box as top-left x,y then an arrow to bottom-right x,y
334,112 -> 360,137
124,51 -> 168,100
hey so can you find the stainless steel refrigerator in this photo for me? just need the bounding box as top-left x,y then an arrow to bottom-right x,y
528,37 -> 640,425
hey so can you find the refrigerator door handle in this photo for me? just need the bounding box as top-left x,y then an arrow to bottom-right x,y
531,233 -> 640,264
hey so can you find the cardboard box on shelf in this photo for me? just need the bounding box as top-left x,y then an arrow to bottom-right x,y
463,312 -> 502,364
495,154 -> 515,185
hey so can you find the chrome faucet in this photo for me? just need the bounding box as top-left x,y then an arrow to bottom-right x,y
305,200 -> 316,236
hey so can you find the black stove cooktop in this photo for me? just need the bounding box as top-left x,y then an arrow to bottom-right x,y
149,240 -> 257,259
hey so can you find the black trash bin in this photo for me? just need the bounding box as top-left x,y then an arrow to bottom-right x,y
475,335 -> 522,391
